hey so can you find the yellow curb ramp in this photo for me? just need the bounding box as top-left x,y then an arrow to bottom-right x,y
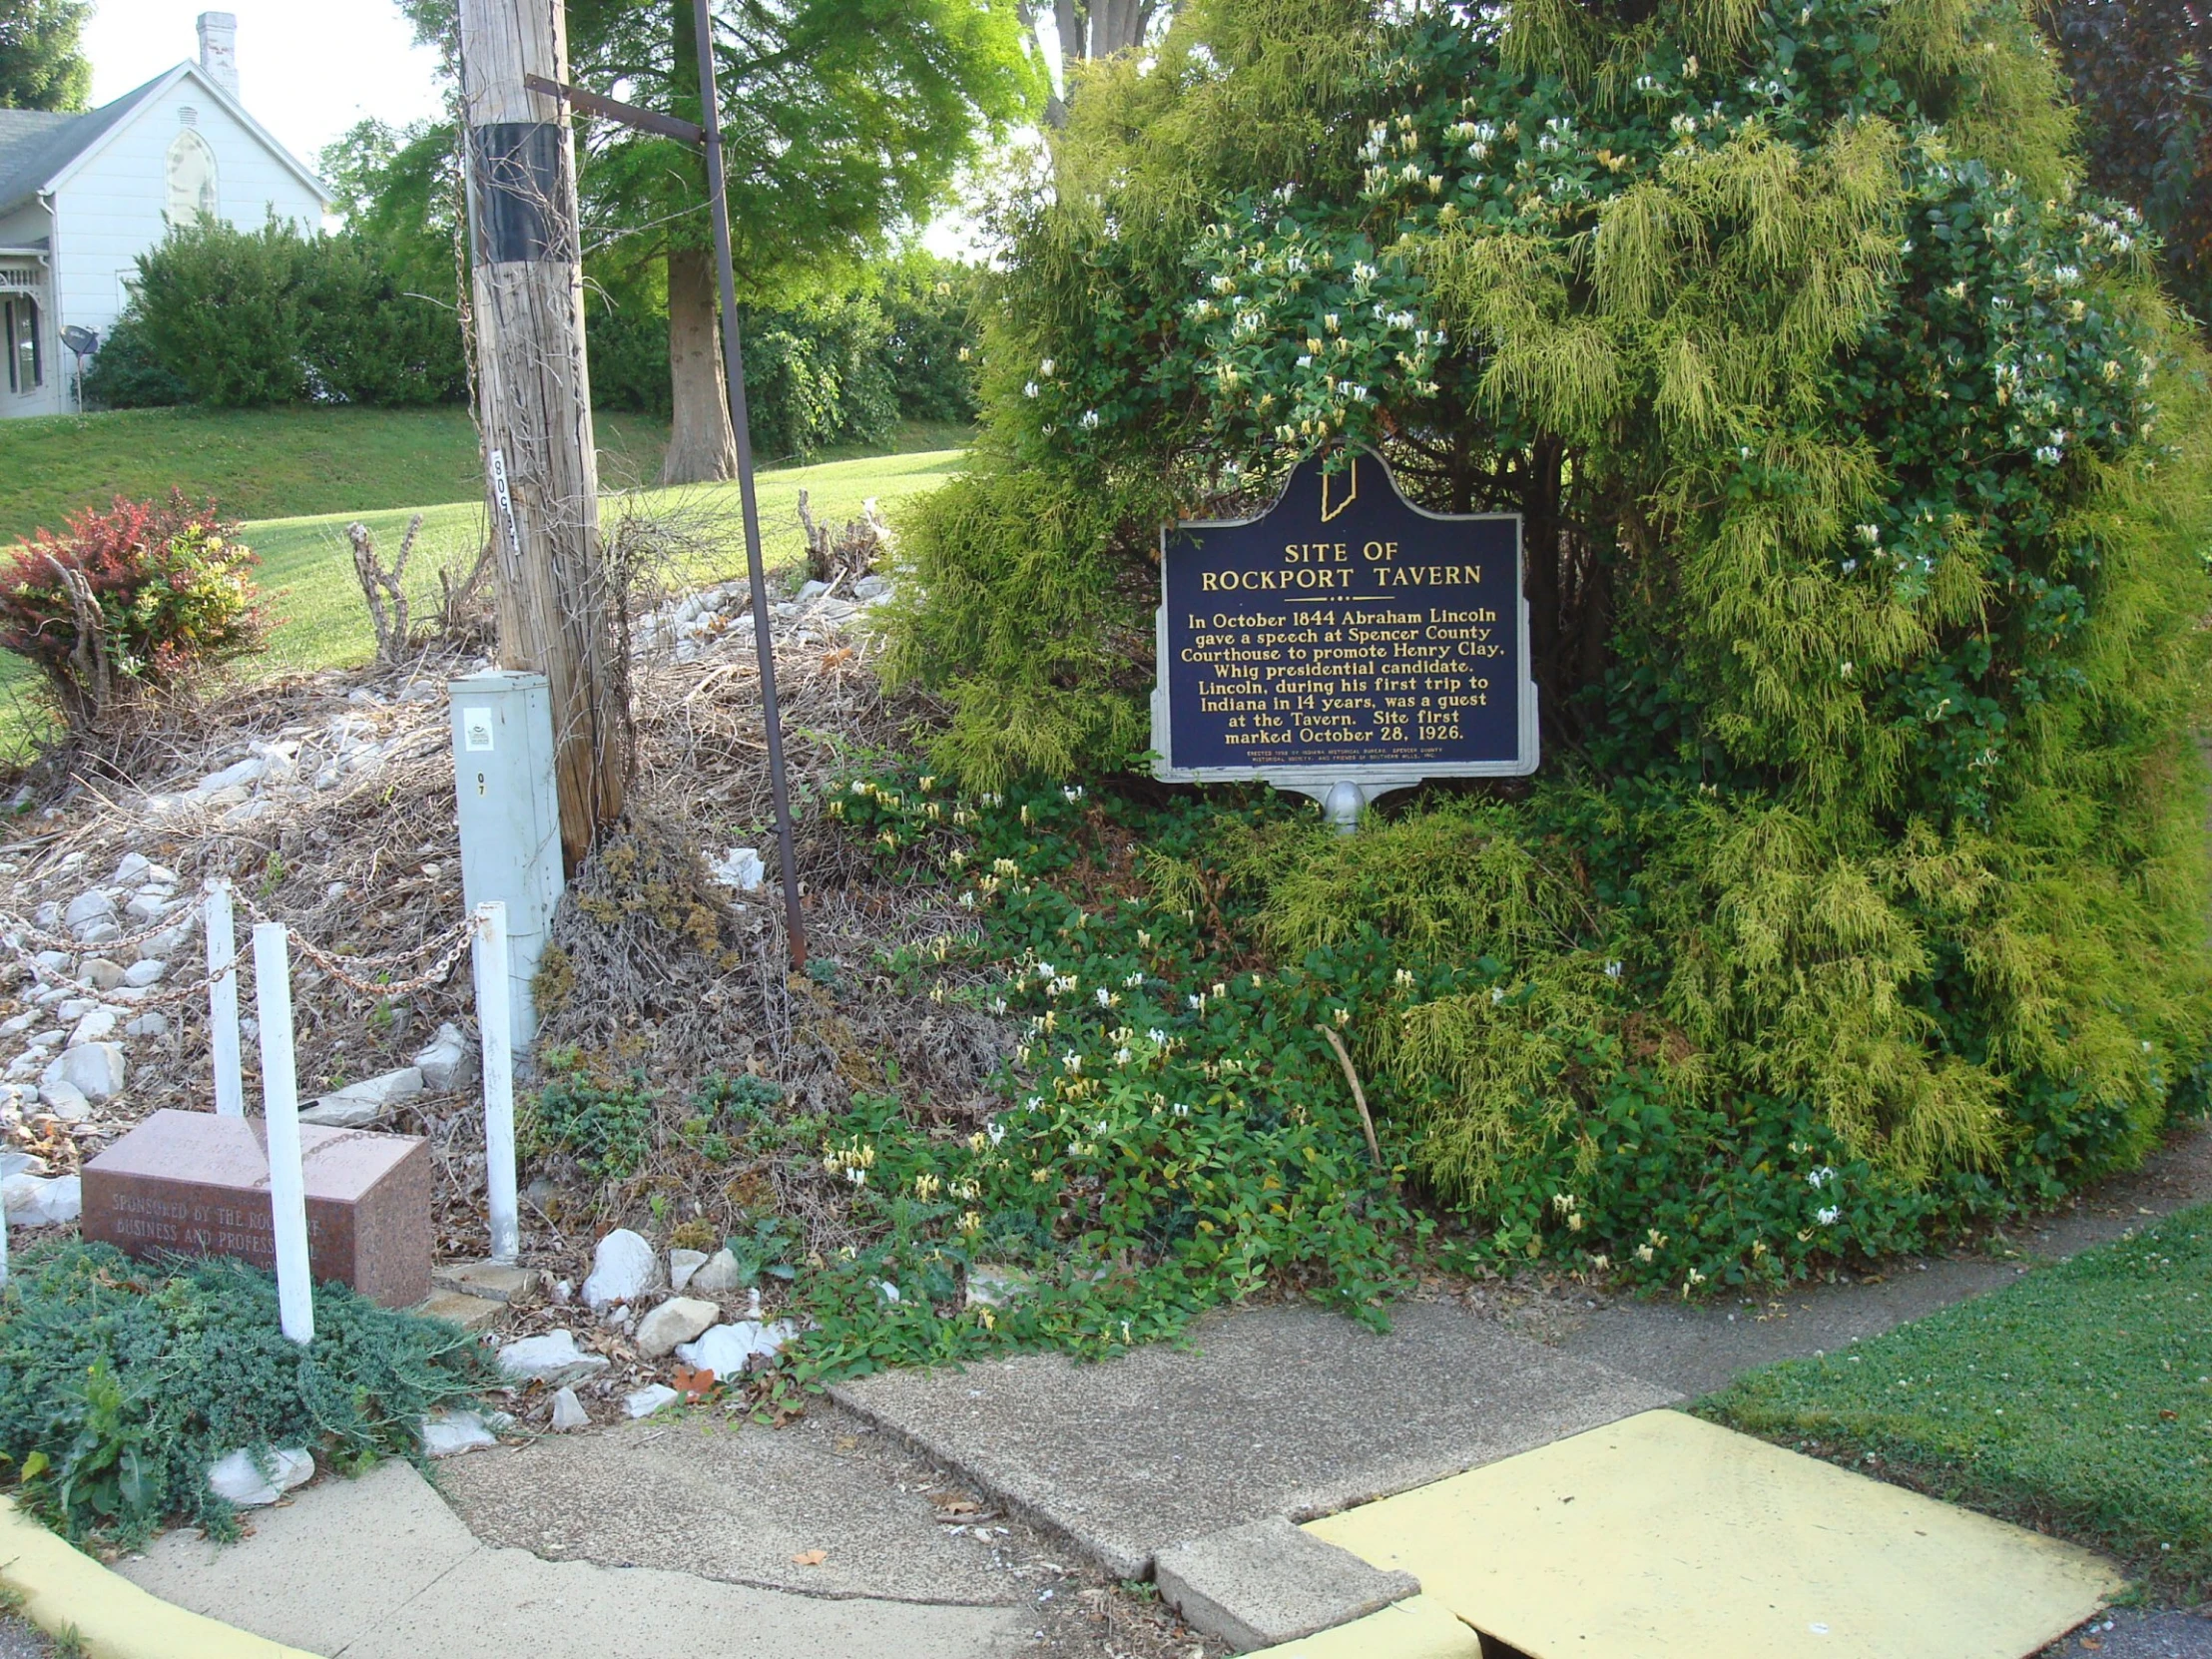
1244,1593 -> 1483,1659
1307,1407 -> 2123,1659
0,1498 -> 323,1659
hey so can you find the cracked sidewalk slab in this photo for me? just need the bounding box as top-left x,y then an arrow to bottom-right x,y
830,1300 -> 1676,1580
1155,1517 -> 1419,1652
115,1459 -> 1027,1659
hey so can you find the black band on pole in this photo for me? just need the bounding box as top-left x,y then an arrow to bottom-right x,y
694,3 -> 810,971
469,123 -> 566,265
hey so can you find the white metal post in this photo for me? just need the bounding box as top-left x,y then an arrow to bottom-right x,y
475,901 -> 519,1264
207,879 -> 244,1118
252,922 -> 314,1344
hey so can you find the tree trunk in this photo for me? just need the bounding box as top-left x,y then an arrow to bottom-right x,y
661,245 -> 739,484
459,0 -> 629,871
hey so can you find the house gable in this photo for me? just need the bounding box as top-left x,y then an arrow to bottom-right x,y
49,64 -> 331,344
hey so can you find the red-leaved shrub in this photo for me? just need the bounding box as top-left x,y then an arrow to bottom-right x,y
0,491 -> 265,732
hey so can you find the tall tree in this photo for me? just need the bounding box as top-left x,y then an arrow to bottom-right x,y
403,0 -> 1038,483
0,0 -> 91,111
1021,0 -> 1170,122
2048,0 -> 2211,320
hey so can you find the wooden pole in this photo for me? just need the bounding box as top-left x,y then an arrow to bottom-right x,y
457,0 -> 628,872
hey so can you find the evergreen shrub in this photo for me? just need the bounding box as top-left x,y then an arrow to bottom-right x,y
78,313 -> 187,409
118,218 -> 466,407
879,0 -> 2212,1280
0,1243 -> 489,1547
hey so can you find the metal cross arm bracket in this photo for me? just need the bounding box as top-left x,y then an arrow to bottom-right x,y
521,73 -> 705,146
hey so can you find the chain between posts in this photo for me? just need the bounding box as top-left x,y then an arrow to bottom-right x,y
0,903 -> 483,1011
230,894 -> 486,998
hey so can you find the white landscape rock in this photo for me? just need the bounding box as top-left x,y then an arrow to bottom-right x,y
62,890 -> 116,940
43,1042 -> 124,1101
123,892 -> 170,924
301,1066 -> 423,1128
582,1228 -> 659,1310
964,1264 -> 1036,1310
195,757 -> 265,797
68,1007 -> 120,1047
126,1011 -> 170,1039
411,1023 -> 473,1091
686,1248 -> 744,1295
674,1319 -> 796,1380
548,1386 -> 590,1431
420,1409 -> 499,1457
35,1080 -> 89,1120
207,1447 -> 314,1506
668,1248 -> 709,1292
123,958 -> 167,988
2,1174 -> 81,1227
497,1330 -> 609,1387
624,1383 -> 681,1419
635,1296 -> 721,1360
138,918 -> 196,963
114,852 -> 152,886
77,957 -> 126,991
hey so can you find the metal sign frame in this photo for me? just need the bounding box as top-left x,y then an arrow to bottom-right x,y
1150,446 -> 1538,827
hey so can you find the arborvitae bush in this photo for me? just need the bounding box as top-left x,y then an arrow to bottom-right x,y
881,0 -> 2212,1274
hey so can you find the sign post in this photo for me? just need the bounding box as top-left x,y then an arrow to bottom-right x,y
1153,448 -> 1537,828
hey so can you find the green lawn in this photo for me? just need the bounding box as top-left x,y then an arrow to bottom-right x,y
246,448 -> 964,678
1700,1206 -> 2212,1596
0,405 -> 973,547
0,442 -> 966,761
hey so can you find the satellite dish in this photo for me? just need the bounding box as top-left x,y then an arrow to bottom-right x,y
60,325 -> 96,355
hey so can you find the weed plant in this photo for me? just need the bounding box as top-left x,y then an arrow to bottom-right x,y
0,1243 -> 490,1547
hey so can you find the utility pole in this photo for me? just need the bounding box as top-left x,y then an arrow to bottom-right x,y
457,0 -> 629,871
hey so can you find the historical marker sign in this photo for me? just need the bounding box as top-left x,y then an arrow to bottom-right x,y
1153,448 -> 1535,820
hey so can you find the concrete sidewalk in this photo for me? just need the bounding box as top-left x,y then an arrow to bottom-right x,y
118,1458 -> 1029,1659
111,1121 -> 2212,1659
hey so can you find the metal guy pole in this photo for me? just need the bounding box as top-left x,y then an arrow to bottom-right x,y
692,2 -> 808,971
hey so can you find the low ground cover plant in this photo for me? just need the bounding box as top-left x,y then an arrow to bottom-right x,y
0,1243 -> 488,1548
0,492 -> 262,733
1702,1204 -> 2212,1596
561,766 -> 2187,1389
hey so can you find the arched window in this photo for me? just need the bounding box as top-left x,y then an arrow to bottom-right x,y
166,129 -> 219,224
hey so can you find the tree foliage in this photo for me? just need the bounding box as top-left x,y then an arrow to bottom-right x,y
111,215 -> 466,407
0,0 -> 89,112
882,0 -> 2212,1252
2048,0 -> 2212,321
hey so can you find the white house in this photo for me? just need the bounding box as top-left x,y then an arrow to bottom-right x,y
0,13 -> 329,418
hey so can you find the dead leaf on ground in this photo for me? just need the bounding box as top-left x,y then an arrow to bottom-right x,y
928,1490 -> 982,1517
673,1364 -> 716,1400
792,1549 -> 828,1566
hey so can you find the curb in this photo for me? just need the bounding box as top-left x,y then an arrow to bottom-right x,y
0,1498 -> 322,1659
